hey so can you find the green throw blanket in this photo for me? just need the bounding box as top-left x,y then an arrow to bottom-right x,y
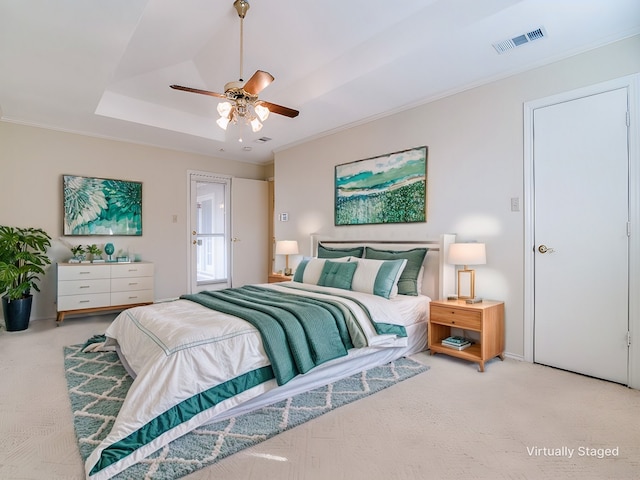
181,286 -> 358,385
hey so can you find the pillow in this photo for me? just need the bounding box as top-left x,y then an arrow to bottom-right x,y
293,257 -> 351,285
350,257 -> 407,299
364,247 -> 428,296
317,260 -> 357,290
317,243 -> 364,259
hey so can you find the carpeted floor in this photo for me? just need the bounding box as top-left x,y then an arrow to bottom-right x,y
1,315 -> 639,480
64,344 -> 429,479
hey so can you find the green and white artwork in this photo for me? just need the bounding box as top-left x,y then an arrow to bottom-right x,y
63,175 -> 142,236
335,146 -> 427,225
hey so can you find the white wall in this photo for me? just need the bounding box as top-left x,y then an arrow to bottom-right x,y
273,35 -> 640,358
0,123 -> 269,321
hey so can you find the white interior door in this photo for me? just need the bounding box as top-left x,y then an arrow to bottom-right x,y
231,178 -> 268,287
533,88 -> 629,384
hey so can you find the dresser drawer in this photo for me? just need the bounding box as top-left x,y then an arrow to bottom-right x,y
111,289 -> 154,306
111,263 -> 154,279
111,276 -> 154,292
58,278 -> 111,296
430,305 -> 482,330
57,293 -> 111,311
58,264 -> 110,280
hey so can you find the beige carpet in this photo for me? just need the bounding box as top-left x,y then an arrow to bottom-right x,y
0,314 -> 638,480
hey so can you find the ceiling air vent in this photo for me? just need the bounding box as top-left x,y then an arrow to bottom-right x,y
492,26 -> 547,54
254,137 -> 272,143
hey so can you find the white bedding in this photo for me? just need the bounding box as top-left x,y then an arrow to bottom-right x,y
85,283 -> 430,480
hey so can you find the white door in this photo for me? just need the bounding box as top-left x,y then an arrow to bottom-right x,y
231,178 -> 268,286
189,173 -> 232,293
533,88 -> 629,384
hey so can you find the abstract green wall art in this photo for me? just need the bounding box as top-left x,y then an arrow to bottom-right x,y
63,175 -> 142,236
335,146 -> 427,226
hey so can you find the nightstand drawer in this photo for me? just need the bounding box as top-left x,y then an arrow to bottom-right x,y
430,305 -> 482,330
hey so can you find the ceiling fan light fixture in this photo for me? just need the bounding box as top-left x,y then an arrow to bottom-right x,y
217,101 -> 232,118
170,0 -> 298,139
254,104 -> 270,121
216,116 -> 230,130
250,117 -> 263,133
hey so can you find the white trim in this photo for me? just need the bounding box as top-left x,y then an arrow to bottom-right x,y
523,74 -> 640,388
186,171 -> 232,294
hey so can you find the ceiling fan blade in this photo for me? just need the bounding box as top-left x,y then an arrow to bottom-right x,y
170,85 -> 226,99
257,100 -> 299,118
242,70 -> 274,96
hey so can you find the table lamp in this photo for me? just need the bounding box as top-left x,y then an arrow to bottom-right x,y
447,242 -> 486,301
275,240 -> 299,276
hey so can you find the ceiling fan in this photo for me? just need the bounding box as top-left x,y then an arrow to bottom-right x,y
170,0 -> 299,133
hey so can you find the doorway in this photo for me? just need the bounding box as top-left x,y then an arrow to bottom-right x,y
524,75 -> 640,387
188,172 -> 231,293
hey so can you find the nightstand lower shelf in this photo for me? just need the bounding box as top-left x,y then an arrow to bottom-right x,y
430,342 -> 482,361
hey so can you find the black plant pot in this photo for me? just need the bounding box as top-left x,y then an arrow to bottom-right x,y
2,295 -> 33,332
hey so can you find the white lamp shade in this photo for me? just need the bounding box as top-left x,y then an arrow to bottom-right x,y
275,240 -> 299,255
250,117 -> 263,132
447,243 -> 486,266
254,104 -> 270,121
217,101 -> 232,118
216,116 -> 230,130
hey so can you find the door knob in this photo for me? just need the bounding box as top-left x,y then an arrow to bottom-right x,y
538,245 -> 555,254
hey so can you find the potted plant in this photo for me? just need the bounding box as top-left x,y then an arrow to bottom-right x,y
0,226 -> 52,331
86,244 -> 103,263
70,244 -> 86,262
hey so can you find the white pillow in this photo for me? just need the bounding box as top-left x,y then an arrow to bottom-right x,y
293,257 -> 351,285
350,257 -> 407,299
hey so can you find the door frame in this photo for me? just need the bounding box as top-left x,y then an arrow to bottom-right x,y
523,74 -> 640,388
186,170 -> 232,294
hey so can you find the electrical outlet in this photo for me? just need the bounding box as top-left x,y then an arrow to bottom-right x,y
510,197 -> 520,212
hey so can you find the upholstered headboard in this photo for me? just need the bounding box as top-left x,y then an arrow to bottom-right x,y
309,234 -> 456,300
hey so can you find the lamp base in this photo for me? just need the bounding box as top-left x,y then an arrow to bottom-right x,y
456,268 -> 476,299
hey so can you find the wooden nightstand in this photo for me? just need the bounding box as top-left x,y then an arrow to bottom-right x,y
268,273 -> 292,283
428,299 -> 505,372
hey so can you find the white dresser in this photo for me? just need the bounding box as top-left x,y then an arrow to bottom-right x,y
56,262 -> 154,323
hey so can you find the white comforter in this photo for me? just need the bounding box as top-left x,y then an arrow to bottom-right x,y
85,283 -> 420,479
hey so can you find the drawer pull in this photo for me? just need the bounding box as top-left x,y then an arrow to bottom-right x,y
128,282 -> 138,286
79,300 -> 91,304
79,271 -> 91,275
79,285 -> 90,289
128,269 -> 138,272
129,296 -> 138,299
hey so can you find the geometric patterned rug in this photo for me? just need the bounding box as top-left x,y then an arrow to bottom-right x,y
64,345 -> 429,480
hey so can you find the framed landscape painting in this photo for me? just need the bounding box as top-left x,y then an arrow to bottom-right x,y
63,175 -> 142,236
335,146 -> 427,226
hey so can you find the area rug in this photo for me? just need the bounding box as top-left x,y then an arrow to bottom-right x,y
64,344 -> 429,479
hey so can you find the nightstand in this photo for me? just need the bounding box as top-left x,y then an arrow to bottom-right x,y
268,273 -> 292,283
428,299 -> 504,372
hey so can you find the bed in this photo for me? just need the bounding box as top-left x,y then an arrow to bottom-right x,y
84,235 -> 456,480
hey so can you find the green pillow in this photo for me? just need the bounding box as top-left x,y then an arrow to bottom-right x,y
364,247 -> 428,296
318,243 -> 364,259
317,260 -> 357,290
